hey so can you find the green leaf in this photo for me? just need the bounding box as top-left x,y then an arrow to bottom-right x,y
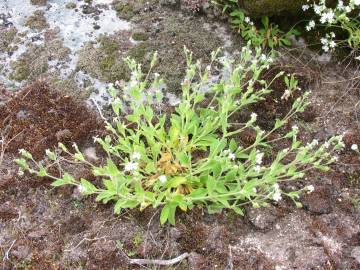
206,177 -> 216,194
160,204 -> 170,225
166,177 -> 187,189
80,178 -> 98,195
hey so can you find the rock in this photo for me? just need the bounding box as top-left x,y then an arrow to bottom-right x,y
302,186 -> 333,214
238,0 -> 306,17
30,0 -> 47,6
351,246 -> 360,264
247,206 -> 279,230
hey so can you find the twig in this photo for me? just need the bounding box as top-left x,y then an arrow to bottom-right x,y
64,236 -> 107,252
129,252 -> 189,266
90,98 -> 107,121
2,240 -> 16,262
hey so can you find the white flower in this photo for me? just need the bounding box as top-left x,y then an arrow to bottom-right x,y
351,144 -> 358,151
302,4 -> 309,11
320,38 -> 328,45
250,112 -> 257,122
329,41 -> 336,48
324,141 -> 330,148
18,169 -> 24,176
131,151 -> 141,160
273,190 -> 282,202
306,185 -> 315,193
244,17 -> 251,23
273,183 -> 280,190
159,175 -> 167,184
228,152 -> 236,160
255,151 -> 264,165
254,165 -> 261,173
320,11 -> 335,24
124,161 -> 138,172
314,4 -> 322,14
354,0 -> 360,6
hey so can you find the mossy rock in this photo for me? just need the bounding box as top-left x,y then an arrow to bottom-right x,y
238,0 -> 338,17
238,0 -> 307,16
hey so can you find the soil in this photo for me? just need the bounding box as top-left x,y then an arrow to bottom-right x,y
0,1 -> 360,270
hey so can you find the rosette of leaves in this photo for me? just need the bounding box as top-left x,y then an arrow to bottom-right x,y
16,44 -> 343,225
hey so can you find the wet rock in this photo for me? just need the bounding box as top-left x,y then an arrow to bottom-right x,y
351,246 -> 360,264
247,206 -> 279,230
30,0 -> 47,6
188,252 -> 206,270
302,186 -> 333,214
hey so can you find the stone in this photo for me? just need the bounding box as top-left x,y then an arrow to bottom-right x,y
238,0 -> 306,17
247,206 -> 279,230
302,186 -> 333,214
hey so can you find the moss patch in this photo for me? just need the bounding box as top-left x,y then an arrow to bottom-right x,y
25,10 -> 49,30
0,26 -> 17,53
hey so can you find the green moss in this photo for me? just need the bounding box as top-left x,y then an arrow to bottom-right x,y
10,61 -> 30,81
239,0 -> 306,16
131,31 -> 149,41
65,2 -> 76,9
0,27 -> 17,53
114,3 -> 135,20
25,11 -> 49,30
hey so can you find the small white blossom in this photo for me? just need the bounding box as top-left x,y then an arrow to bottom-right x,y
255,151 -> 264,165
18,169 -> 24,176
254,165 -> 261,173
351,144 -> 358,151
124,161 -> 138,172
273,190 -> 282,202
302,4 -> 309,11
159,175 -> 167,184
250,112 -> 257,122
244,17 -> 251,23
306,185 -> 315,193
228,152 -> 236,160
324,141 -> 330,148
131,151 -> 141,160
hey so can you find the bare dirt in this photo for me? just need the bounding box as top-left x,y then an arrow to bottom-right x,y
0,2 -> 360,270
